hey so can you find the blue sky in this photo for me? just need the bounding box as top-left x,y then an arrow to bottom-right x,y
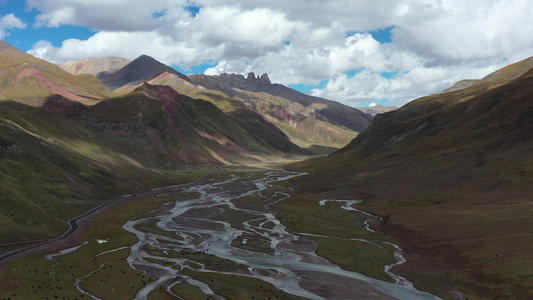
2,0 -> 533,107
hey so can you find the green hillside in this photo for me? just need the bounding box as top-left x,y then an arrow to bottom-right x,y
288,61 -> 533,299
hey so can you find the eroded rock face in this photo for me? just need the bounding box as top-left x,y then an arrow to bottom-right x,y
203,72 -> 272,91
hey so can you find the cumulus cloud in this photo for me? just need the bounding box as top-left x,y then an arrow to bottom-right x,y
24,0 -> 533,107
0,13 -> 26,39
27,0 -> 189,31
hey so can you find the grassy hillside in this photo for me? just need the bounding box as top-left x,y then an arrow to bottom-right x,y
0,100 -> 197,248
288,65 -> 533,299
0,41 -> 113,105
0,82 -> 303,249
142,74 -> 358,153
76,83 -> 303,166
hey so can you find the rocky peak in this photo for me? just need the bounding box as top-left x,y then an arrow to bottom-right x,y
204,72 -> 272,91
245,72 -> 271,85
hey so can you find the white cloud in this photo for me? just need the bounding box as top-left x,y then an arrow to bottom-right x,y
24,0 -> 533,107
0,13 -> 26,39
27,40 -> 58,62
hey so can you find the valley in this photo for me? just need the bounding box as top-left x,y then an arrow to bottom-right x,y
1,38 -> 532,300
0,166 -> 438,300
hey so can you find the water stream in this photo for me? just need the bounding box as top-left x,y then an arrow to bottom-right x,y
120,169 -> 440,300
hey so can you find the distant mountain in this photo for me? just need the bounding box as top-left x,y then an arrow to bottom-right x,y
0,41 -> 113,106
59,57 -> 131,77
357,104 -> 398,116
98,55 -> 192,90
292,58 -> 533,299
190,72 -> 373,133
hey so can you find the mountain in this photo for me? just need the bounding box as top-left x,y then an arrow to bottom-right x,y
59,57 -> 131,77
0,41 -> 113,106
357,104 -> 398,116
162,75 -> 358,153
190,72 -> 373,133
0,99 -> 184,243
98,55 -> 192,90
75,83 -> 304,167
290,58 -> 533,299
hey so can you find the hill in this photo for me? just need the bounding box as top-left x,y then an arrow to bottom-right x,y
0,99 -> 186,245
0,41 -> 113,106
289,57 -> 533,299
110,69 -> 361,153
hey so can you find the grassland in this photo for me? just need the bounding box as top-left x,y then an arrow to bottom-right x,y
0,166 -> 417,299
0,195 -> 166,299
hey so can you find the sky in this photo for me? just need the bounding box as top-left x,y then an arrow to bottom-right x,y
1,0 -> 533,108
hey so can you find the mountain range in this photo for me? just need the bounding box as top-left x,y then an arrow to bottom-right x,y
59,54 -> 370,153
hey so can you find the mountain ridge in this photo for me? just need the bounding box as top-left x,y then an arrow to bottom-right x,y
0,41 -> 113,105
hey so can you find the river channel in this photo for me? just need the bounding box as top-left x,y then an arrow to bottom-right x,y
116,169 -> 440,300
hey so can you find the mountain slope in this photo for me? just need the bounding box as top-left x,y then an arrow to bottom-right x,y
0,82 -> 305,247
99,55 -> 192,90
442,56 -> 533,94
75,83 -> 303,167
59,57 -> 131,77
190,72 -> 373,133
290,61 -> 533,299
0,41 -> 113,105
0,99 -> 186,245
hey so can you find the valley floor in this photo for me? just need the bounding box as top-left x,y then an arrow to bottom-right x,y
0,166 -> 439,300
